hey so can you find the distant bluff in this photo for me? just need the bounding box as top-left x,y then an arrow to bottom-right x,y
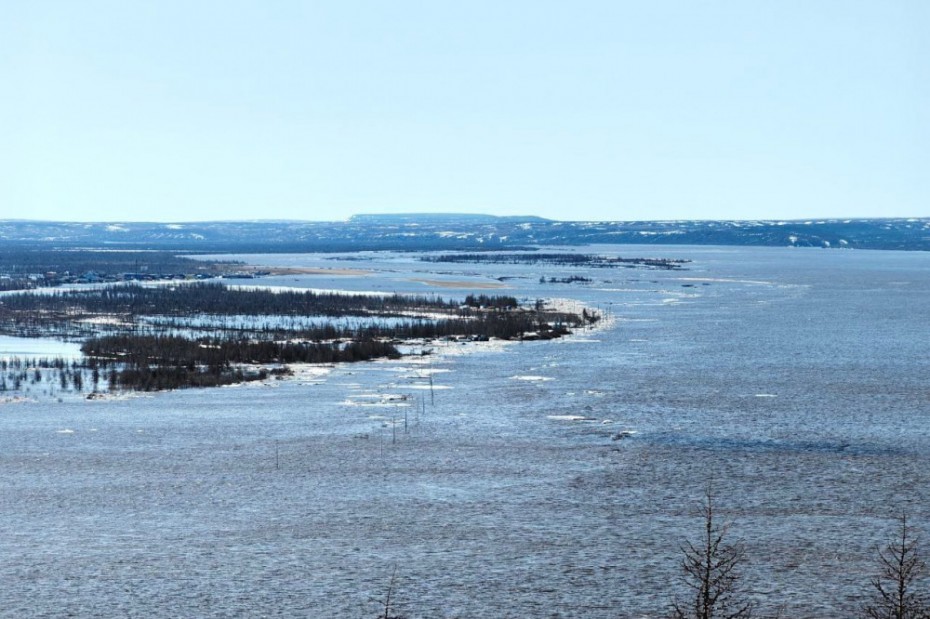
0,216 -> 927,252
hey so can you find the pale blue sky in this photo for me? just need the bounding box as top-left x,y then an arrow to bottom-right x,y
2,1 -> 927,222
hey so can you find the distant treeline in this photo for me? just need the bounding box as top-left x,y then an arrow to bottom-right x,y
0,283 -> 455,322
421,253 -> 689,269
0,249 -> 236,278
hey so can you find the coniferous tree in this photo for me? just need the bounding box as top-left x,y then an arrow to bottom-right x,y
864,513 -> 930,619
672,492 -> 753,619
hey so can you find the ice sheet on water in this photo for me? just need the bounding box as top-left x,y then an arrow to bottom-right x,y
0,335 -> 83,360
547,415 -> 596,422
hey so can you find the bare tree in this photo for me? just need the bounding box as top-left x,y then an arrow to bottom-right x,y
379,564 -> 404,619
863,513 -> 930,619
672,492 -> 753,619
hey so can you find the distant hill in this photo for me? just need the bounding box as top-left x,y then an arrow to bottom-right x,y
348,213 -> 551,225
0,216 -> 927,252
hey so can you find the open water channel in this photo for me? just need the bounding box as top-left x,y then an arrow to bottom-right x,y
1,245 -> 929,618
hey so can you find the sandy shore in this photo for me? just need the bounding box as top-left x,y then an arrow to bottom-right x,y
245,266 -> 373,277
409,278 -> 507,289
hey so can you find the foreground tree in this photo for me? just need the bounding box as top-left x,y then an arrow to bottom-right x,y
863,513 -> 930,619
672,492 -> 753,619
378,565 -> 404,619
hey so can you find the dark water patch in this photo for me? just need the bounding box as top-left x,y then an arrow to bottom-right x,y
647,432 -> 905,457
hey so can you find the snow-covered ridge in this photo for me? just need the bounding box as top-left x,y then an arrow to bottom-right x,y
0,217 -> 927,251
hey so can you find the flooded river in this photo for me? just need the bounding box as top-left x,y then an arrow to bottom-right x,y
1,245 -> 929,617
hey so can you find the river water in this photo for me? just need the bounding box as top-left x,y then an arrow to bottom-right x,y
1,245 -> 928,618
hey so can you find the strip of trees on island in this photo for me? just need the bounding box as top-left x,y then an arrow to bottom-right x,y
0,283 -> 597,393
0,249 -> 244,290
421,252 -> 690,270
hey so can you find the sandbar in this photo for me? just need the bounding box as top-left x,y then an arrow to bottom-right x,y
246,266 -> 373,277
409,278 -> 507,289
